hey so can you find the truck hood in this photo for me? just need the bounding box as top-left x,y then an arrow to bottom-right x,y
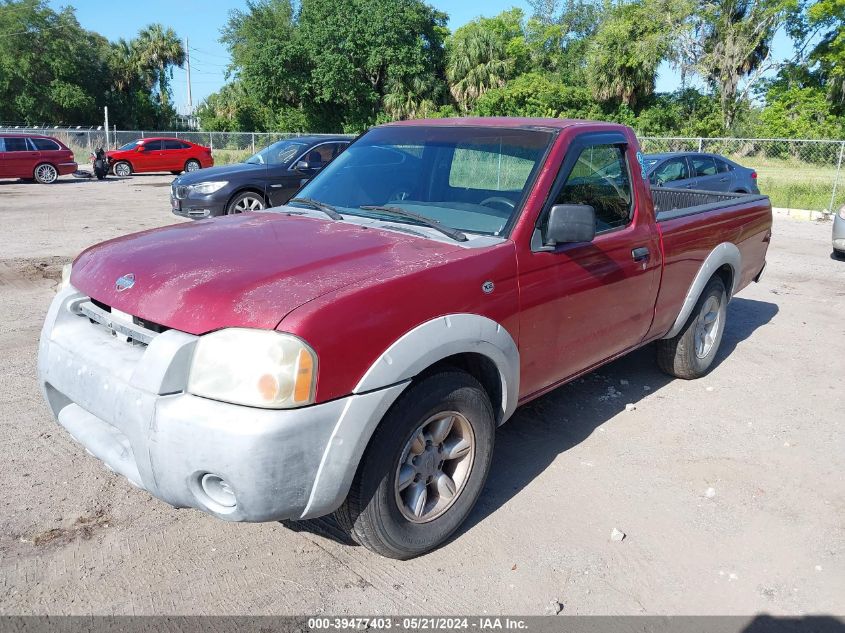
71,212 -> 462,335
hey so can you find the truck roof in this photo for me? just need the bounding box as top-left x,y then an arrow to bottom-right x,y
381,117 -> 628,132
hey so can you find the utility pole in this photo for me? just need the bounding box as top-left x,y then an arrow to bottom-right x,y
104,106 -> 109,149
185,36 -> 193,113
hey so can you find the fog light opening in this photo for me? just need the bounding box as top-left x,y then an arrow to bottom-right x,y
200,473 -> 237,509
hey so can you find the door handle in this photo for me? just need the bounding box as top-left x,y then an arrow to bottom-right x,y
719,177 -> 730,182
632,247 -> 650,262
270,184 -> 283,188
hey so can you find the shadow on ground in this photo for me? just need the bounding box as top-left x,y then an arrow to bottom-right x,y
287,297 -> 778,551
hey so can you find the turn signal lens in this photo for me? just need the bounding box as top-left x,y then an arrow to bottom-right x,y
293,348 -> 315,404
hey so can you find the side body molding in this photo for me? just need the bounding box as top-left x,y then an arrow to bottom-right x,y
301,314 -> 520,519
663,242 -> 741,339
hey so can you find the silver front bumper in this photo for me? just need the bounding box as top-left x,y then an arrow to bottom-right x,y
833,212 -> 845,253
38,287 -> 407,522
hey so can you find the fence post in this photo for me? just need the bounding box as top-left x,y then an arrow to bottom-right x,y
698,138 -> 703,152
209,133 -> 213,150
252,133 -> 255,153
829,141 -> 845,213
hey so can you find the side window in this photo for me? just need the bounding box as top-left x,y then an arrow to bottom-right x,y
2,137 -> 30,152
652,158 -> 690,184
555,143 -> 633,232
31,137 -> 61,151
716,158 -> 731,173
691,156 -> 717,177
162,140 -> 186,150
304,144 -> 336,167
0,138 -> 5,152
141,140 -> 162,151
332,142 -> 349,158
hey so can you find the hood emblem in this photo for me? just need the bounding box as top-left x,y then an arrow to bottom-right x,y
482,280 -> 495,294
115,273 -> 136,292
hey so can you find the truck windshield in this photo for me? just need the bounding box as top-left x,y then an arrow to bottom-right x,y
295,126 -> 554,236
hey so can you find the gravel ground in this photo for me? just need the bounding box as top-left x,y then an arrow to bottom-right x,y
0,174 -> 843,616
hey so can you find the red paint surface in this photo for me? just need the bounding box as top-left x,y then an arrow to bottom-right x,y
0,134 -> 76,179
70,119 -> 772,405
106,137 -> 213,174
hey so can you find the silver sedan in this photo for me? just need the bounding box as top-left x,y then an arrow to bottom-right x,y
834,205 -> 845,257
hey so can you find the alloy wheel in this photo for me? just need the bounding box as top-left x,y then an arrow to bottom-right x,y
694,295 -> 722,359
394,411 -> 475,523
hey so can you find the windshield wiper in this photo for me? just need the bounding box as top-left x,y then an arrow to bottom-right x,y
288,197 -> 343,220
359,205 -> 467,242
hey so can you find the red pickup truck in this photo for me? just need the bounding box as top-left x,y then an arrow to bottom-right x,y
39,118 -> 771,559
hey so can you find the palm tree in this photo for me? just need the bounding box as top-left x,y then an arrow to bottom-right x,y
383,76 -> 439,120
133,24 -> 185,108
446,26 -> 510,111
109,39 -> 138,92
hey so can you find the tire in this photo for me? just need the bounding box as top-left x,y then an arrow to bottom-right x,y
33,163 -> 58,184
184,159 -> 201,173
226,191 -> 266,214
335,371 -> 495,559
657,276 -> 727,379
113,161 -> 132,178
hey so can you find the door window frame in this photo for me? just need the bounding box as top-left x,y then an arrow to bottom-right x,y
533,131 -> 635,251
288,141 -> 349,171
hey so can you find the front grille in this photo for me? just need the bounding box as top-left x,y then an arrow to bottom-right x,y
74,299 -> 168,346
172,184 -> 188,199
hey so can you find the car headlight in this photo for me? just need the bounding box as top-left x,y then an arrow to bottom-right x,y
188,329 -> 317,409
838,205 -> 845,220
187,181 -> 227,195
59,262 -> 72,292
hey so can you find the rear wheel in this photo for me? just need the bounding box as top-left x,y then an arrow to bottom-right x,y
184,159 -> 201,173
33,163 -> 58,184
113,161 -> 132,178
335,371 -> 495,559
657,276 -> 727,379
226,191 -> 265,214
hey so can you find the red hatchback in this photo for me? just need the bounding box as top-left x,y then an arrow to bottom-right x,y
107,137 -> 213,177
0,134 -> 77,184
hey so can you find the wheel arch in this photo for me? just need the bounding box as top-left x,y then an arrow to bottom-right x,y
663,242 -> 740,339
225,186 -> 269,212
300,314 -> 520,519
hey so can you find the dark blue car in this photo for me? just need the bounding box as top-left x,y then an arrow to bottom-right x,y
644,152 -> 759,194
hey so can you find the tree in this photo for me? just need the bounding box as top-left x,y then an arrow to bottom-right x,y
133,24 -> 185,110
446,21 -> 511,111
805,0 -> 845,108
677,0 -> 800,129
586,0 -> 688,108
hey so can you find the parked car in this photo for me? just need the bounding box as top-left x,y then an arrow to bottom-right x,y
40,118 -> 771,559
0,134 -> 77,184
170,135 -> 350,218
833,204 -> 845,258
107,137 -> 213,177
644,152 -> 759,193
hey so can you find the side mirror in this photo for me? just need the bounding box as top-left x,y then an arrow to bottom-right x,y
294,160 -> 310,171
545,204 -> 595,246
136,145 -> 145,152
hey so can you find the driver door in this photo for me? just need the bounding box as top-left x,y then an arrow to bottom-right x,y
266,142 -> 346,206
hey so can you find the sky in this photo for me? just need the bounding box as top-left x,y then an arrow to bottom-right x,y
50,0 -> 796,115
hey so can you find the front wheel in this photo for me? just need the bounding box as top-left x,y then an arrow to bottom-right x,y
335,371 -> 495,559
34,163 -> 58,184
657,276 -> 727,379
226,191 -> 265,214
113,161 -> 132,178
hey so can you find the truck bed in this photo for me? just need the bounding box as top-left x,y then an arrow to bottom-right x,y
652,187 -> 770,221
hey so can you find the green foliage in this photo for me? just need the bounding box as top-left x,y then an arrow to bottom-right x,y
0,0 -> 184,127
474,72 -> 602,119
759,84 -> 844,138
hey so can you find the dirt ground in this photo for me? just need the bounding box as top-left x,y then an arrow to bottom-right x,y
0,173 -> 843,616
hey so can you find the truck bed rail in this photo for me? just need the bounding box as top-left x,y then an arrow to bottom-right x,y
652,187 -> 769,222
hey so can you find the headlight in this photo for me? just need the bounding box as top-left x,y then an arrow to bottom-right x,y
838,205 -> 845,220
59,263 -> 72,292
187,181 -> 227,195
188,329 -> 317,409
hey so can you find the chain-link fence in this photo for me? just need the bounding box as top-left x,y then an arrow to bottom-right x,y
2,127 -> 843,212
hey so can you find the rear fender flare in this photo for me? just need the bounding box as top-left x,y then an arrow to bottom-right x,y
663,241 -> 740,339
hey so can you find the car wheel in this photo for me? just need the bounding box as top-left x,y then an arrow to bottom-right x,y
335,370 -> 495,559
113,161 -> 132,178
657,276 -> 727,379
33,163 -> 58,184
226,191 -> 265,214
185,159 -> 201,173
